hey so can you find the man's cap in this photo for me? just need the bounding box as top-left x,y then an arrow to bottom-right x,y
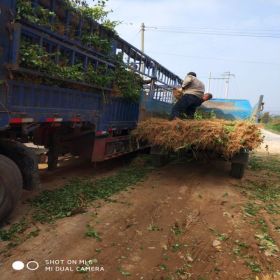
187,72 -> 197,77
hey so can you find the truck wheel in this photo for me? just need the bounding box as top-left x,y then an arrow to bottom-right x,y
230,162 -> 245,179
0,155 -> 23,221
0,139 -> 39,190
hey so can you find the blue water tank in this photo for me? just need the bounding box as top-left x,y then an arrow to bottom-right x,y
201,98 -> 252,120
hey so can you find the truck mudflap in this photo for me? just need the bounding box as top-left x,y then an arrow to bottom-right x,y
230,149 -> 249,179
0,112 -> 9,130
231,149 -> 249,164
0,94 -> 9,130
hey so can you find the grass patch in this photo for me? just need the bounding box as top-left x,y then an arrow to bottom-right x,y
175,267 -> 188,277
265,123 -> 280,134
243,180 -> 280,203
147,224 -> 161,232
265,204 -> 280,214
85,225 -> 102,241
239,174 -> 280,215
0,219 -> 40,255
258,219 -> 269,233
245,260 -> 262,273
209,228 -> 229,242
243,203 -> 260,217
233,240 -> 250,257
255,233 -> 279,256
249,155 -> 280,175
171,243 -> 181,252
30,157 -> 154,223
118,267 -> 131,277
158,263 -> 168,271
0,219 -> 28,241
217,233 -> 229,241
171,222 -> 184,236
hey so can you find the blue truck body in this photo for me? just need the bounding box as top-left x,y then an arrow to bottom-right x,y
4,80 -> 140,131
0,0 -> 181,133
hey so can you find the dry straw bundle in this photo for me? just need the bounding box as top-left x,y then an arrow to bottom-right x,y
133,118 -> 263,158
256,275 -> 280,280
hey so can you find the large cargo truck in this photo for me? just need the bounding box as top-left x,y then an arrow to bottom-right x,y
0,0 -> 182,221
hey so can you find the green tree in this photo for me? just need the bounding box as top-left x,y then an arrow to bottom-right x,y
261,112 -> 270,124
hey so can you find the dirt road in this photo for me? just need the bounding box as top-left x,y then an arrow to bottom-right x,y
0,153 -> 280,280
259,129 -> 280,154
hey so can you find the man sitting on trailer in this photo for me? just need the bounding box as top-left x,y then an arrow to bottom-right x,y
170,72 -> 212,120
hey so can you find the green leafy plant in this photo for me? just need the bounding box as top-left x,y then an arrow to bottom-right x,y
114,55 -> 143,102
16,0 -> 119,54
147,224 -> 161,232
249,155 -> 280,175
194,109 -> 216,120
0,219 -> 28,241
16,0 -> 55,27
243,202 -> 260,216
19,41 -> 141,100
20,42 -> 49,69
85,225 -> 102,241
171,243 -> 181,252
78,1 -> 120,31
245,260 -> 262,273
171,222 -> 183,236
30,157 -> 153,223
81,34 -> 112,54
16,1 -> 141,100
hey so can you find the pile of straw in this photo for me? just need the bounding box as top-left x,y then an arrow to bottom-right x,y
133,118 -> 263,158
257,275 -> 280,280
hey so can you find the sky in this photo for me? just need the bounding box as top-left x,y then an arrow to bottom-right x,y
92,0 -> 280,114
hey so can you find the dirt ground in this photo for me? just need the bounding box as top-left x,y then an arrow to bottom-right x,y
0,130 -> 280,280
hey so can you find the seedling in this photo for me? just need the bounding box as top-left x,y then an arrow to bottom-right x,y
85,225 -> 102,241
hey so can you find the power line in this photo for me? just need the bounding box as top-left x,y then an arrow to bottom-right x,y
142,24 -> 280,38
207,72 -> 235,98
123,22 -> 280,33
148,51 -> 280,66
147,28 -> 280,39
120,22 -> 280,38
146,25 -> 280,34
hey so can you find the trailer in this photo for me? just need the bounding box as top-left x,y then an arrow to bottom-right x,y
142,95 -> 264,180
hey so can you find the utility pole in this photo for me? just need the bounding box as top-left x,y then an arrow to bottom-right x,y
208,72 -> 235,98
223,71 -> 235,98
207,72 -> 212,92
140,23 -> 145,53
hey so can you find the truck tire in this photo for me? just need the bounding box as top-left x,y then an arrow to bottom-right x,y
0,139 -> 39,190
230,162 -> 245,179
0,155 -> 23,221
